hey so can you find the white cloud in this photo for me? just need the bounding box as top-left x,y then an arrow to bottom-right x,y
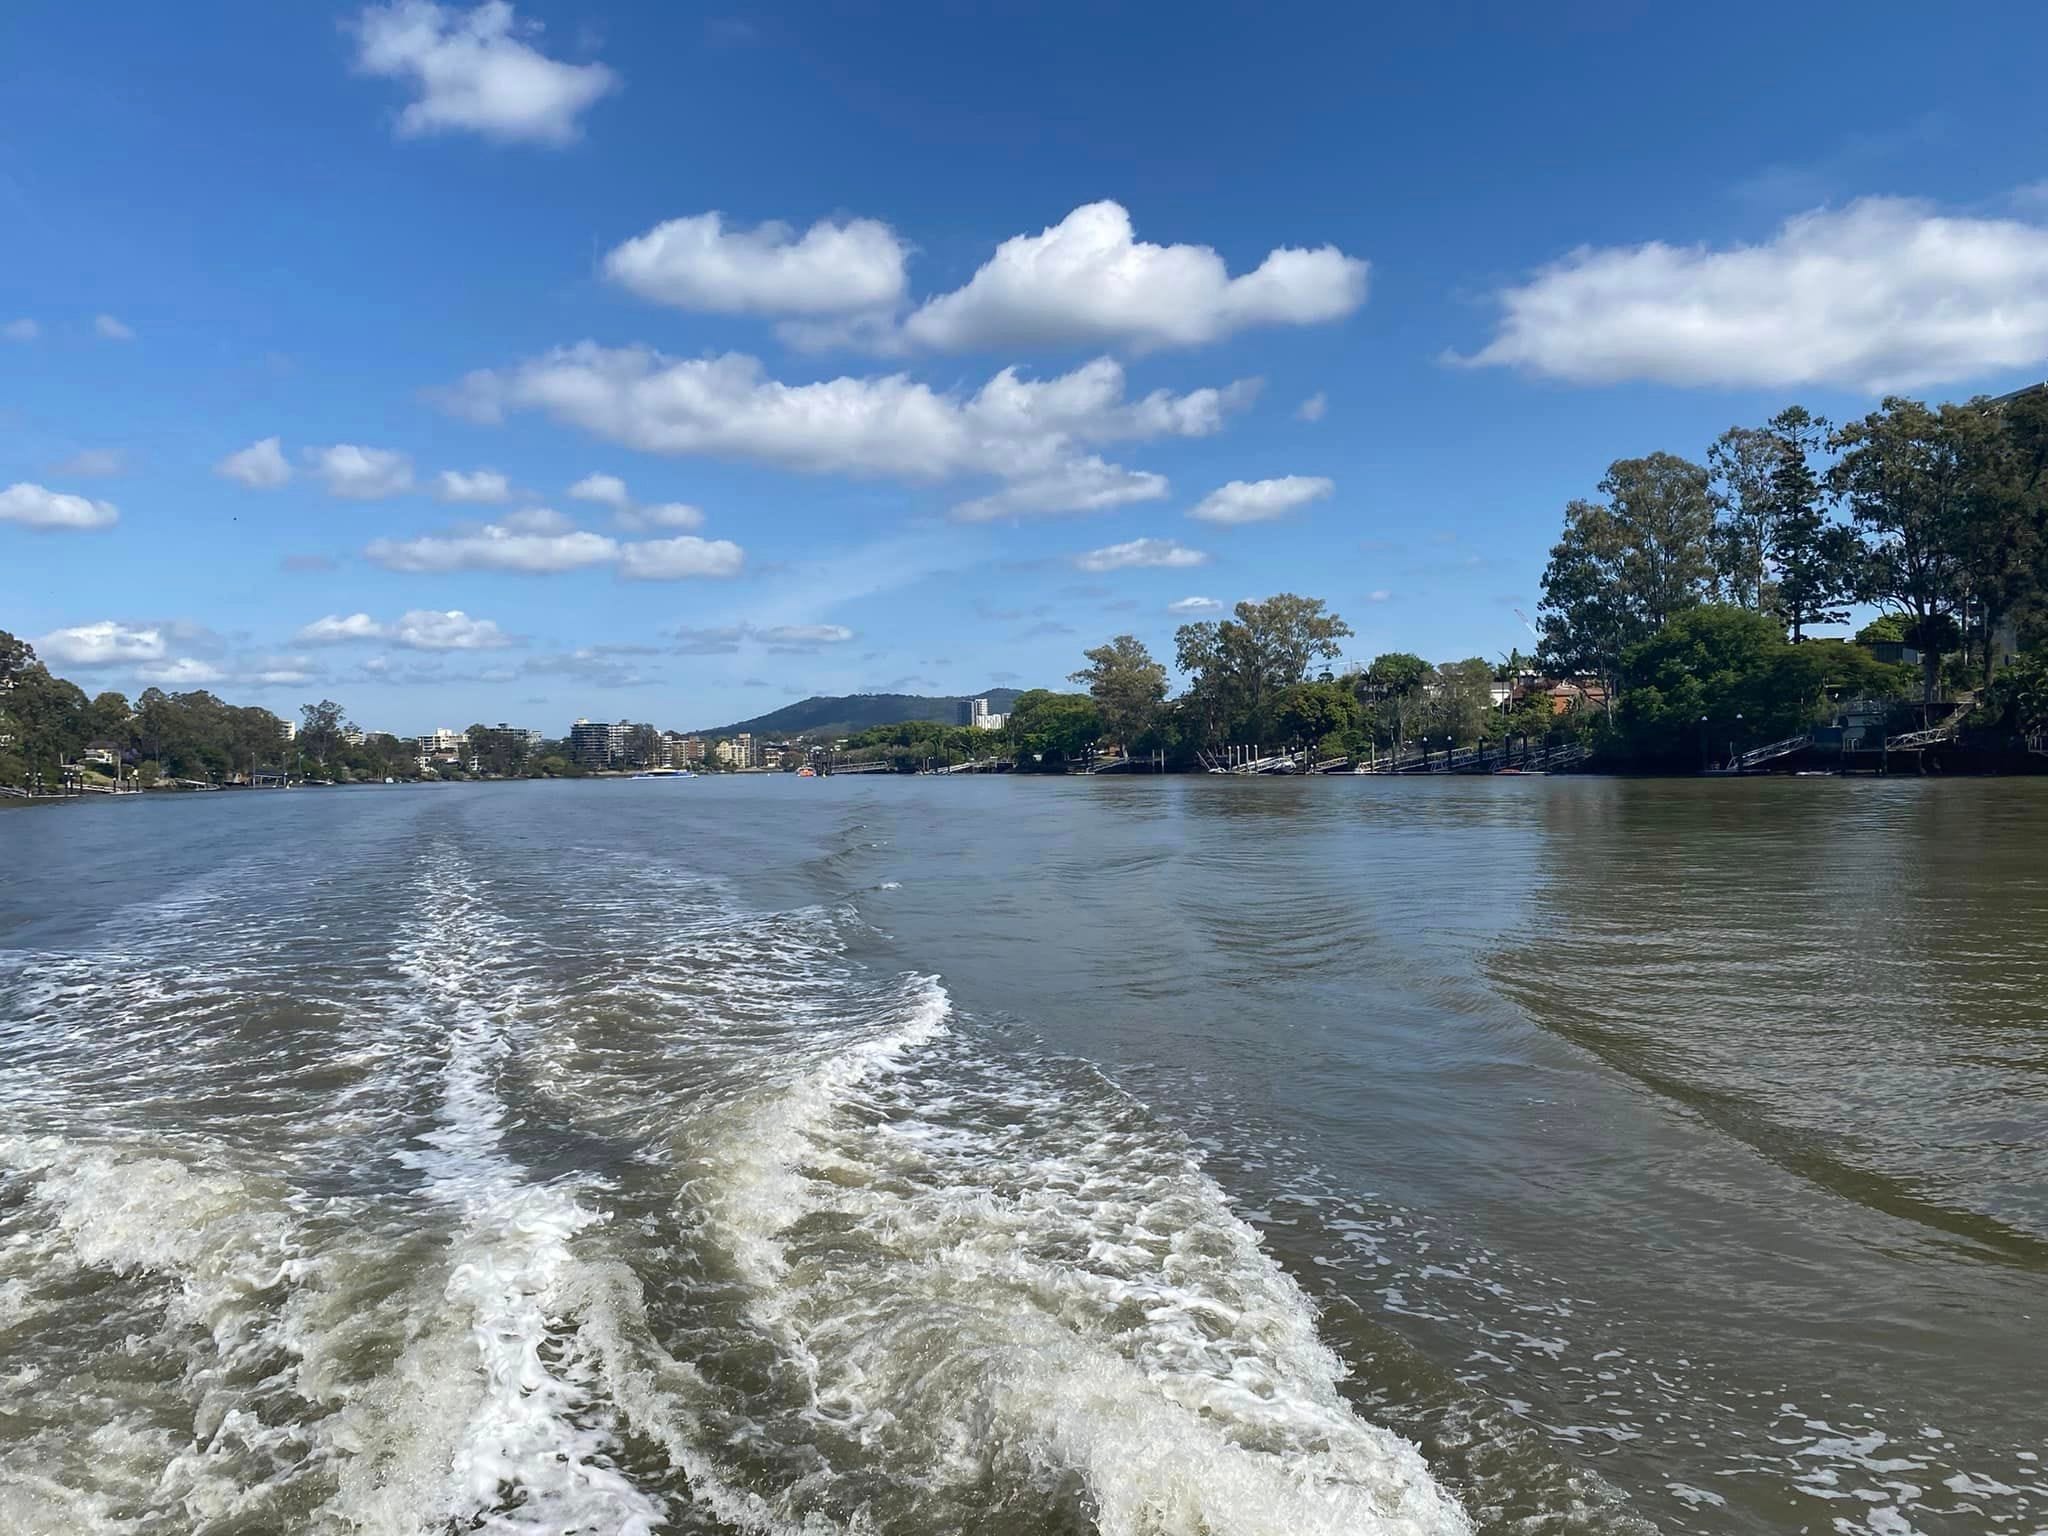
951,456 -> 1166,522
902,201 -> 1367,352
568,472 -> 630,507
1458,195 -> 2048,391
604,211 -> 908,315
350,0 -> 617,146
1075,537 -> 1209,573
500,506 -> 575,534
0,482 -> 120,531
217,437 -> 292,489
1296,392 -> 1327,422
391,609 -> 512,649
366,520 -> 617,573
35,621 -> 167,666
135,658 -> 224,686
1188,474 -> 1333,525
1167,596 -> 1222,615
615,501 -> 705,532
297,613 -> 387,644
55,448 -> 125,477
3,318 -> 37,342
1368,589 -> 1391,602
307,443 -> 414,499
447,346 -> 1254,518
94,314 -> 134,341
435,467 -> 511,503
616,535 -> 745,581
296,610 -> 509,652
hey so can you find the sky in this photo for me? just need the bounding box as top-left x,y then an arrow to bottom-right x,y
4,0 -> 2048,736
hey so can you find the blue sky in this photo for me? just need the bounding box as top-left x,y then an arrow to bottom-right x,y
5,1 -> 2047,735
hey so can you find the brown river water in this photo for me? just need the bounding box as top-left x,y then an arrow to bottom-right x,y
1,775 -> 2043,1534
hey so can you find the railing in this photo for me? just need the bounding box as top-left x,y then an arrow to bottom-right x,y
1736,734 -> 1812,770
1884,693 -> 1975,752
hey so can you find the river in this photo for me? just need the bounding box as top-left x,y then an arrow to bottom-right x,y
1,775 -> 2042,1535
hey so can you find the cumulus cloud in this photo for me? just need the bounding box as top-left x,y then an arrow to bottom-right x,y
1457,195 -> 2048,391
296,612 -> 387,644
1167,595 -> 1222,615
604,211 -> 908,315
217,437 -> 292,489
902,201 -> 1367,352
307,443 -> 414,499
1188,474 -> 1333,525
435,467 -> 511,503
568,472 -> 630,507
34,621 -> 167,666
951,456 -> 1167,522
1368,589 -> 1391,601
4,318 -> 37,342
55,449 -> 125,477
350,0 -> 617,146
366,520 -> 617,573
615,501 -> 705,532
0,482 -> 120,531
394,609 -> 512,649
94,314 -> 135,341
1296,392 -> 1327,422
615,534 -> 745,580
298,609 -> 511,651
1074,537 -> 1209,573
445,346 -> 1255,518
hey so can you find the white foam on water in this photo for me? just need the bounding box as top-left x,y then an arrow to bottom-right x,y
319,864 -> 665,1535
683,1008 -> 1471,1536
0,1133 -> 316,1531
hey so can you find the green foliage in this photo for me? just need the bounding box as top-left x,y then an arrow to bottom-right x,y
1856,614 -> 1907,645
1976,650 -> 2048,735
1175,594 -> 1351,748
1005,690 -> 1101,766
1069,634 -> 1167,750
1608,606 -> 1833,769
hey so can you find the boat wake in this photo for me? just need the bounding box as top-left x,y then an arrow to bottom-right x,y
0,843 -> 1470,1535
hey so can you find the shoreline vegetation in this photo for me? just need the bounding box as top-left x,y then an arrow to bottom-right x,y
7,392 -> 2047,797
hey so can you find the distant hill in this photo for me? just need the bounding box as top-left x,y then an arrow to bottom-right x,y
692,688 -> 1023,740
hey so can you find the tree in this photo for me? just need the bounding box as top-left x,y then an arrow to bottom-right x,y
1537,498 -> 1635,700
1005,690 -> 1101,766
1412,657 -> 1496,743
86,690 -> 133,744
299,699 -> 346,769
1175,594 -> 1352,748
1356,651 -> 1432,747
1070,635 -> 1168,751
0,630 -> 36,686
1608,605 -> 1834,770
1760,407 -> 1857,642
1956,390 -> 2048,687
1829,399 -> 1994,717
1276,678 -> 1361,754
1709,423 -> 1779,609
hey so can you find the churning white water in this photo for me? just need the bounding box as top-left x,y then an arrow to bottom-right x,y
0,827 -> 1470,1536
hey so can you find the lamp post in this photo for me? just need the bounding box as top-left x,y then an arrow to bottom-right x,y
1731,712 -> 1744,773
1699,714 -> 1709,774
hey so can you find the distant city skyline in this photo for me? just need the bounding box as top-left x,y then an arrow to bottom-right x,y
6,4 -> 2048,732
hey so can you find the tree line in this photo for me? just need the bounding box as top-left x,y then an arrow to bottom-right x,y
0,632 -> 601,790
1537,390 -> 2048,762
